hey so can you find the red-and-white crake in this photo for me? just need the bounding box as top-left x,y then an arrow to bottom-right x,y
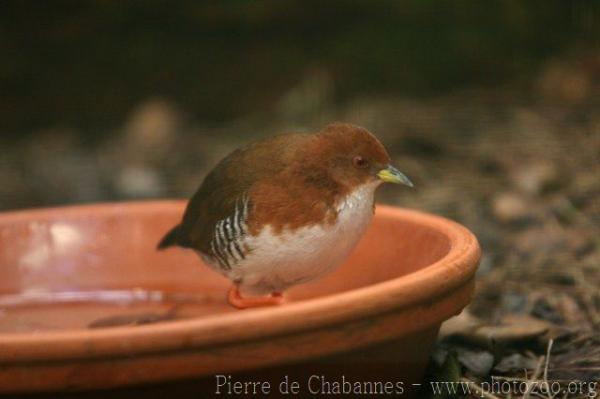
157,123 -> 413,309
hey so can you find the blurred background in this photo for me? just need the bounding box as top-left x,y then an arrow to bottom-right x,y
1,0 -> 599,391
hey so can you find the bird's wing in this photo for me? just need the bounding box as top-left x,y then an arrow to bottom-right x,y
174,134 -> 304,265
177,162 -> 253,269
172,133 -> 333,270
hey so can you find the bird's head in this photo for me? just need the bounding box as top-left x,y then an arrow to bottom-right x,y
308,123 -> 413,191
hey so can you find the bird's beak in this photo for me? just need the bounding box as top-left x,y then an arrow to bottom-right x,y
377,165 -> 413,187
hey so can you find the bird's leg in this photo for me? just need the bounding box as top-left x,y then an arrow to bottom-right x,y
227,286 -> 285,309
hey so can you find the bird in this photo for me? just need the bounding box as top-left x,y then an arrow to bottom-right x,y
157,122 -> 413,309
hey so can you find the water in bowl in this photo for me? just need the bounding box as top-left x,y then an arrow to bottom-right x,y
0,289 -> 232,333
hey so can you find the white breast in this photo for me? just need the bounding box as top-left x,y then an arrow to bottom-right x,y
226,181 -> 379,296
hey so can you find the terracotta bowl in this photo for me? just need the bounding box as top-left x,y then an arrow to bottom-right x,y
0,201 -> 480,395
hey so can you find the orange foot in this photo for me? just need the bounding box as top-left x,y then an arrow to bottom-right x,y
228,286 -> 285,309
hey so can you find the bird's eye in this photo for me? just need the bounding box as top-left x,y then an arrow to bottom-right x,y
353,156 -> 369,169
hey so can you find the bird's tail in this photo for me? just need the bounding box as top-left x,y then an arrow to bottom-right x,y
157,225 -> 181,250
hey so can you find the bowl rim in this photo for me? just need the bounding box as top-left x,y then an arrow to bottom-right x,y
0,200 -> 481,362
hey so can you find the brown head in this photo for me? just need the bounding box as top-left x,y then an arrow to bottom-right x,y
239,122 -> 413,233
303,122 -> 413,192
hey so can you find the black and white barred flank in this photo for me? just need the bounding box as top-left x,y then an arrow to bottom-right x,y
209,195 -> 250,270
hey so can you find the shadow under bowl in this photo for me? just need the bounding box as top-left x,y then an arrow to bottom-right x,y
0,201 -> 480,394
